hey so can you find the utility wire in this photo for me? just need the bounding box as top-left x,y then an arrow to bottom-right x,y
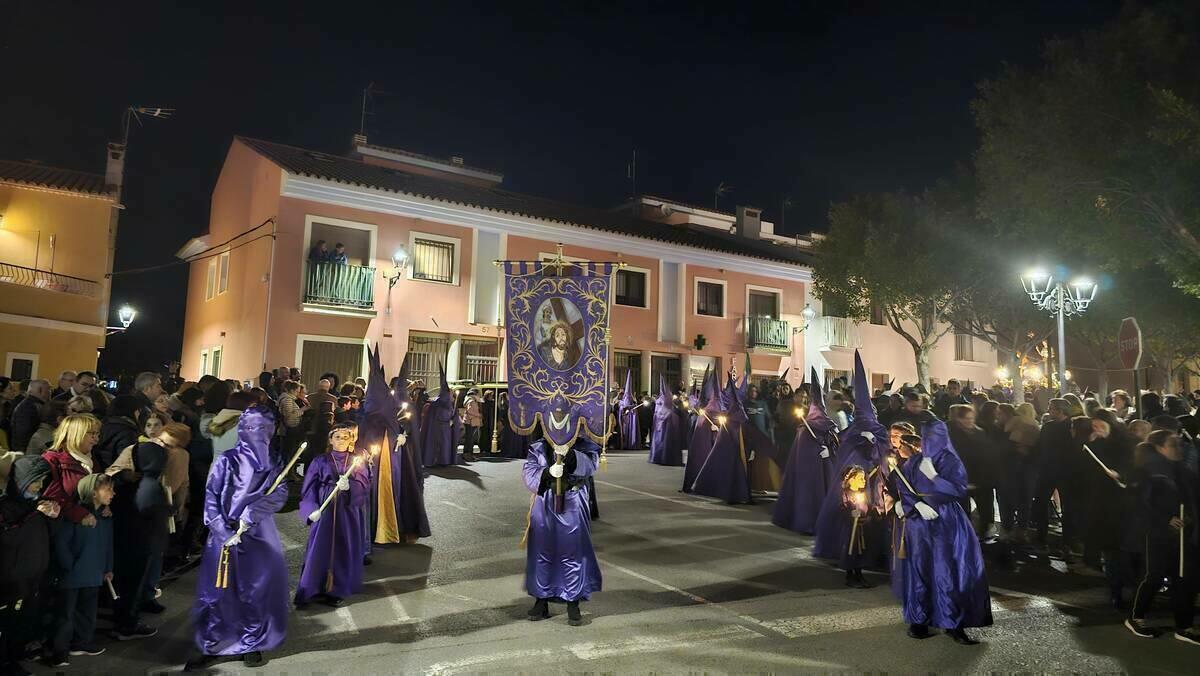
107,218 -> 276,277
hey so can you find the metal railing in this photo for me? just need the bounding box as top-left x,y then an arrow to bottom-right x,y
745,316 -> 790,350
816,316 -> 863,349
0,262 -> 100,298
462,355 -> 499,383
304,262 -> 375,309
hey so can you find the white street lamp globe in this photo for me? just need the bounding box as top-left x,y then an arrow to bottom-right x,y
118,306 -> 137,329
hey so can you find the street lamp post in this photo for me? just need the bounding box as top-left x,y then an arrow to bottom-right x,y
107,305 -> 137,335
1020,271 -> 1096,393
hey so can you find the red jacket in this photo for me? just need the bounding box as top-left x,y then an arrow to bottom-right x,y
40,450 -> 94,524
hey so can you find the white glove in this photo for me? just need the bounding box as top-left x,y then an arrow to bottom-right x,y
307,509 -> 322,523
553,444 -> 570,457
549,464 -> 564,479
296,463 -> 305,477
238,519 -> 252,536
860,431 -> 876,443
748,450 -> 756,462
895,501 -> 905,518
710,424 -> 719,432
336,475 -> 351,492
914,501 -> 939,520
819,445 -> 830,459
397,433 -> 408,446
225,533 -> 242,547
968,497 -> 978,514
918,457 -> 937,480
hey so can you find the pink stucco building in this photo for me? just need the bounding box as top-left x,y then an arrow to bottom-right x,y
176,135 -> 996,393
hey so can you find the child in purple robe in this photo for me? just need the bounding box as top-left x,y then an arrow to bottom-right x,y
523,436 -> 602,626
295,424 -> 370,608
187,406 -> 289,671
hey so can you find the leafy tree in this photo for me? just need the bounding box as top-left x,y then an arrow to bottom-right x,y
812,188 -> 975,389
973,4 -> 1200,294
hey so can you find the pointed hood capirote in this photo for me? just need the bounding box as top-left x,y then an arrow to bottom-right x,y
806,367 -> 836,436
697,364 -> 712,407
363,342 -> 400,437
619,369 -> 636,408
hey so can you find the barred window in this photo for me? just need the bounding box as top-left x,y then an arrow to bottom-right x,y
615,269 -> 647,307
412,238 -> 455,283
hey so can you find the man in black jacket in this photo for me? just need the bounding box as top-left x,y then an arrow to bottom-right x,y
1032,398 -> 1078,549
0,455 -> 60,675
9,379 -> 49,454
1125,429 -> 1200,644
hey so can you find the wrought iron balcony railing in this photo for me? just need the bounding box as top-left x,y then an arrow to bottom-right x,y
304,262 -> 375,309
745,316 -> 790,350
815,316 -> 863,349
0,262 -> 100,298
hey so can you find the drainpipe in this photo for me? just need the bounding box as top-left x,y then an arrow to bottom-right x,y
260,219 -> 278,371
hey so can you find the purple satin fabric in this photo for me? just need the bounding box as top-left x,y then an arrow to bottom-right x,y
618,406 -> 641,450
192,451 -> 289,656
421,397 -> 461,467
649,400 -> 684,466
295,453 -> 371,603
895,423 -> 992,629
523,440 -> 602,602
682,415 -> 716,492
772,427 -> 837,535
690,423 -> 751,504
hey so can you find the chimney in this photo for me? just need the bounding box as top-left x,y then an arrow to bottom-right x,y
735,206 -> 761,239
105,142 -> 126,198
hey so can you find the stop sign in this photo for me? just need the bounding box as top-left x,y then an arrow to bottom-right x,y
1118,317 -> 1143,370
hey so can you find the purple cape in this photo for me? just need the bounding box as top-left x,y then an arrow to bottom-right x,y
421,396 -> 461,467
649,377 -> 684,466
773,372 -> 839,534
895,421 -> 992,629
523,438 -> 602,602
295,451 -> 371,603
690,377 -> 752,504
682,369 -> 721,492
193,407 -> 290,656
617,369 -> 641,450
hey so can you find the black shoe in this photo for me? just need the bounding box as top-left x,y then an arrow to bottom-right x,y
141,599 -> 166,614
907,624 -> 932,640
947,628 -> 980,645
68,645 -> 105,656
363,556 -> 374,566
853,572 -> 874,589
184,654 -> 220,672
1125,618 -> 1159,638
321,596 -> 344,608
46,654 -> 70,668
567,601 -> 583,626
243,651 -> 266,667
527,598 -> 550,621
113,624 -> 157,641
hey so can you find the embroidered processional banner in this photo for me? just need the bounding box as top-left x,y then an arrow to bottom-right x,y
501,258 -> 615,447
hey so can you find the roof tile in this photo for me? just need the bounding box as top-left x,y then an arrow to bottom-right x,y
0,160 -> 112,198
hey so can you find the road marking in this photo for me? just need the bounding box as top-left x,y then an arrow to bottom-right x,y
335,604 -> 361,636
595,479 -> 734,510
378,579 -> 412,621
439,500 -> 511,527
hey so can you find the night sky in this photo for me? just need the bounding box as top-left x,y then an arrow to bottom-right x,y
3,0 -> 1122,374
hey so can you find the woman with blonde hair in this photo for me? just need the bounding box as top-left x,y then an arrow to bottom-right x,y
40,414 -> 102,525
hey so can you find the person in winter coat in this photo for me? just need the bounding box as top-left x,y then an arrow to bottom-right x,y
25,400 -> 66,454
95,396 -> 142,471
107,441 -> 170,640
47,473 -> 114,667
9,380 -> 50,456
39,414 -> 101,526
0,456 -> 60,676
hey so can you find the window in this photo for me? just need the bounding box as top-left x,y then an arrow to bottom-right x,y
217,252 -> 230,295
199,350 -> 209,379
614,351 -> 642,393
411,237 -> 456,283
210,346 -> 223,378
406,333 -> 450,386
650,355 -> 682,391
869,302 -> 885,325
748,289 -> 779,319
205,260 -> 216,301
4,352 -> 38,380
615,268 -> 647,307
871,372 -> 891,393
696,280 -> 725,317
954,333 -> 975,362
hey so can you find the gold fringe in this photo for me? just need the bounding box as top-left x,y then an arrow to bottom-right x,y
215,547 -> 230,589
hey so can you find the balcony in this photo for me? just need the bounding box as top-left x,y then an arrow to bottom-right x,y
815,316 -> 862,350
745,316 -> 790,352
0,262 -> 99,298
303,262 -> 375,314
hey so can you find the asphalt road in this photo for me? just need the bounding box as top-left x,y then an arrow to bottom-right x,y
31,449 -> 1198,675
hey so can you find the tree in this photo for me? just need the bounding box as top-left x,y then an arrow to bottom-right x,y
973,4 -> 1200,295
812,189 -> 975,389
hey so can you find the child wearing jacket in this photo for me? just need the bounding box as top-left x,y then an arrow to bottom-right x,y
47,473 -> 114,667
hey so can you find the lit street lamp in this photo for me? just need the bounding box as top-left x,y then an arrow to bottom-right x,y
383,248 -> 409,290
1020,270 -> 1096,393
107,305 -> 138,335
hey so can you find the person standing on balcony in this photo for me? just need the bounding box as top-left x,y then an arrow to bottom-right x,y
307,240 -> 329,264
328,243 -> 348,265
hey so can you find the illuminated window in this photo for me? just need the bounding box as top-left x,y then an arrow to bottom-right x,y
205,260 -> 216,301
696,280 -> 724,317
217,252 -> 230,295
955,333 -> 975,362
411,237 -> 456,284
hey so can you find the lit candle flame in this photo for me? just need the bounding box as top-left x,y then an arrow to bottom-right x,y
717,415 -> 728,426
793,406 -> 803,419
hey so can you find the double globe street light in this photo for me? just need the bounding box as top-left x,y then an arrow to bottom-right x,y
1020,270 -> 1097,393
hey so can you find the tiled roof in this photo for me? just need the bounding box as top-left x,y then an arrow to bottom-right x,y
356,141 -> 502,177
0,160 -> 112,198
237,137 -> 813,267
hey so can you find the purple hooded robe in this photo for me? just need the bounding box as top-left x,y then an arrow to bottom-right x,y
295,448 -> 371,603
617,370 -> 641,450
772,368 -> 840,535
523,437 -> 603,602
690,375 -> 753,504
193,406 -> 290,656
812,351 -> 891,569
649,375 -> 685,466
421,362 -> 461,467
682,367 -> 720,493
894,420 -> 993,629
361,345 -> 431,544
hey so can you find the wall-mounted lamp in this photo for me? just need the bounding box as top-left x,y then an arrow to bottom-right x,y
792,303 -> 817,334
107,305 -> 137,335
383,247 -> 409,290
